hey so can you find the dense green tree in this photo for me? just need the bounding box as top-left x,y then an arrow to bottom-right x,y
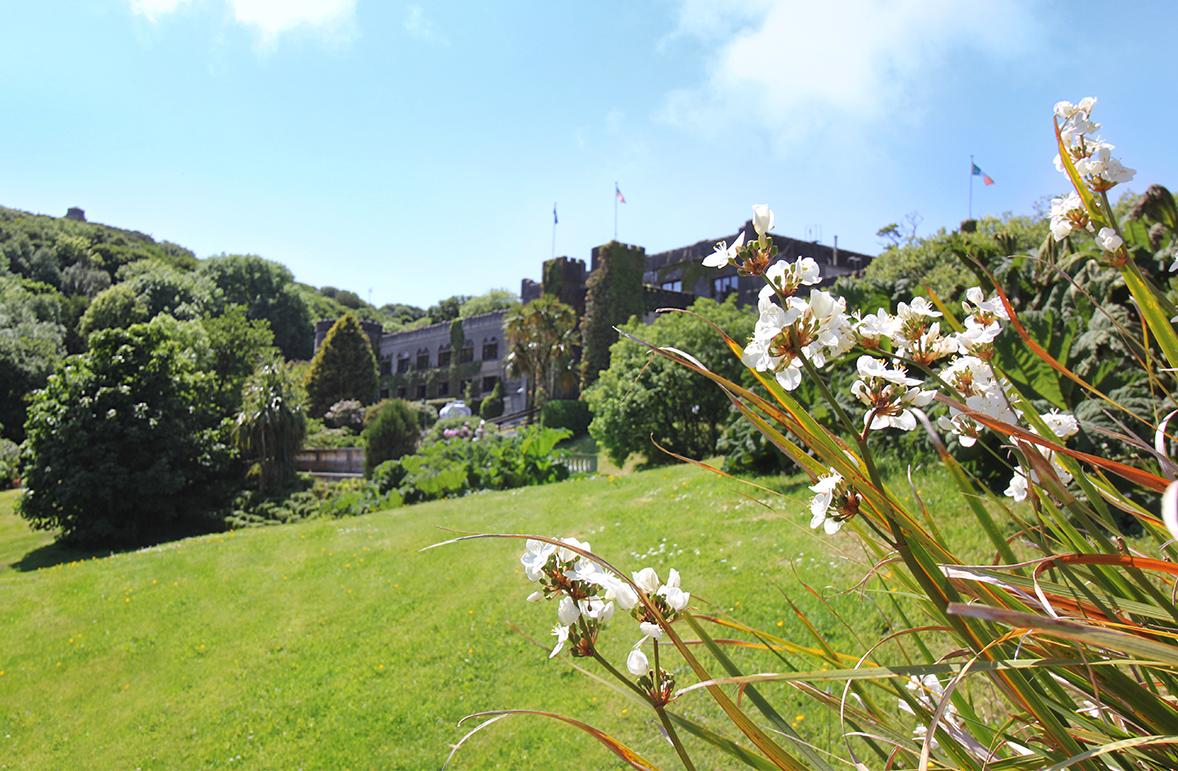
18,317 -> 234,546
233,358 -> 306,493
459,289 -> 519,318
580,241 -> 646,387
426,294 -> 470,324
198,255 -> 313,359
504,295 -> 578,412
116,259 -> 213,320
79,283 -> 150,338
201,305 -> 277,413
304,315 -> 379,417
363,399 -> 419,476
0,277 -> 66,441
380,302 -> 427,325
584,296 -> 753,468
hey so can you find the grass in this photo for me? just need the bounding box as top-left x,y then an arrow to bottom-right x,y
0,463 -> 985,769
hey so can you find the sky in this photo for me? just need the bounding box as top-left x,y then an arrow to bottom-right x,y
3,0 -> 1177,308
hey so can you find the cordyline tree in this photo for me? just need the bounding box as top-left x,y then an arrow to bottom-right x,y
233,359 -> 306,493
304,315 -> 379,417
504,295 -> 578,415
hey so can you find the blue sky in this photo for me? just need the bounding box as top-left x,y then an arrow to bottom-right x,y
3,1 -> 1176,308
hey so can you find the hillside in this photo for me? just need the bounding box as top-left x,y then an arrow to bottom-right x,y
0,464 -> 978,769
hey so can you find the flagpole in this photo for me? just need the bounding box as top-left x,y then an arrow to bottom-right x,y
968,154 -> 974,220
613,182 -> 618,241
551,202 -> 557,259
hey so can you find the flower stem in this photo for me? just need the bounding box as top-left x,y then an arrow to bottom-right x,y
654,704 -> 697,771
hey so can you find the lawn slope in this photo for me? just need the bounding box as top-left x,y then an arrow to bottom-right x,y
0,465 -> 973,769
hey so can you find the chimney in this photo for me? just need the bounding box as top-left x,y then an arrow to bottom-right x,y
832,235 -> 839,266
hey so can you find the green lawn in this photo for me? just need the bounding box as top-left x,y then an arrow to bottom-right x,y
0,464 -> 982,769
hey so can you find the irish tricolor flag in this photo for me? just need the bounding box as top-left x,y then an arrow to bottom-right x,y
971,162 -> 995,186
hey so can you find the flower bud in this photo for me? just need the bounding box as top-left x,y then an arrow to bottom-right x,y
626,648 -> 650,676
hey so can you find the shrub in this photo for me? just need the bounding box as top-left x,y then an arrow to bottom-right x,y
479,380 -> 505,419
304,315 -> 378,417
367,398 -> 436,431
19,317 -> 233,546
0,436 -> 19,488
362,399 -> 419,476
584,296 -> 753,467
302,418 -> 359,449
324,399 -> 365,430
540,399 -> 590,437
233,359 -> 307,493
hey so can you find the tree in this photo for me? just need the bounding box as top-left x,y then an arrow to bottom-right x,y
504,295 -> 578,413
0,276 -> 66,441
363,399 -> 419,476
201,305 -> 277,414
234,359 -> 306,493
79,283 -> 150,338
198,254 -> 313,359
579,241 -> 646,387
116,259 -> 214,320
583,296 -> 753,468
479,379 -> 505,419
426,294 -> 470,324
459,289 -> 519,318
18,317 -> 234,546
304,315 -> 379,417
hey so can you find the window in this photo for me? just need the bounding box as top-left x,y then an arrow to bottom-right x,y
661,280 -> 682,292
379,387 -> 390,399
482,337 -> 499,361
416,384 -> 427,400
396,386 -> 407,398
396,353 -> 410,374
459,340 -> 474,364
482,376 -> 498,392
380,356 -> 392,376
415,348 -> 430,370
437,344 -> 452,368
712,274 -> 739,297
438,381 -> 449,397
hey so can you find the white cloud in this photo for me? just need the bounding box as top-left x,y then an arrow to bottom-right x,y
129,0 -> 192,23
128,0 -> 356,46
403,4 -> 447,45
661,0 -> 1039,150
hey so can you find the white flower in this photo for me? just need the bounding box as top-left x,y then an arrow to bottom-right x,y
896,296 -> 941,321
760,257 -> 821,299
549,624 -> 569,658
626,647 -> 650,677
656,569 -> 690,611
578,597 -> 615,623
938,411 -> 981,447
962,287 -> 1009,330
704,230 -> 745,268
526,590 -> 544,602
742,290 -> 852,392
1041,410 -> 1080,440
941,355 -> 998,398
856,355 -> 922,386
953,324 -> 1000,356
851,355 -> 935,432
1095,227 -> 1123,253
1049,192 -> 1088,242
632,567 -> 661,594
1004,472 -> 1029,502
558,596 -> 580,625
809,472 -> 845,534
520,539 -> 555,581
556,537 -> 591,563
588,571 -> 638,610
752,204 -> 774,239
854,308 -> 894,348
639,621 -> 663,638
965,388 -> 1017,426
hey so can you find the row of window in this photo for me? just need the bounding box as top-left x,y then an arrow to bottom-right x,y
381,338 -> 500,375
384,375 -> 501,402
659,275 -> 740,297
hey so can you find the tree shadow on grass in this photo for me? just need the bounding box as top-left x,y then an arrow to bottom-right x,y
10,541 -> 115,572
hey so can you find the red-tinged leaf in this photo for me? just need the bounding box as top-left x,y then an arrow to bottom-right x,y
446,709 -> 658,770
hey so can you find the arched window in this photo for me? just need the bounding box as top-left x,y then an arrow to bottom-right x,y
459,339 -> 474,364
416,347 -> 430,370
437,343 -> 452,368
482,336 -> 499,361
396,352 -> 410,374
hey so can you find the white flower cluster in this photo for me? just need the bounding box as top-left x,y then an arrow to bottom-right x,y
1050,97 -> 1132,253
808,470 -> 860,534
520,538 -> 689,701
1003,410 -> 1080,502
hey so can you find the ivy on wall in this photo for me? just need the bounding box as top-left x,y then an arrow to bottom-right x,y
579,241 -> 646,388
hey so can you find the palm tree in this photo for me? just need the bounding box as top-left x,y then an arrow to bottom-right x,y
233,359 -> 307,492
503,295 -> 578,417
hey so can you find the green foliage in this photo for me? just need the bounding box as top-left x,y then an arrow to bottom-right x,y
302,418 -> 359,449
382,425 -> 570,504
0,276 -> 66,441
362,399 -> 419,476
479,379 -> 505,419
234,359 -> 307,493
427,294 -> 470,324
717,411 -> 791,475
18,317 -> 234,546
580,242 -> 646,387
0,435 -> 18,488
315,478 -> 403,518
366,398 -> 436,431
116,259 -> 214,320
79,283 -> 150,338
504,295 -> 578,409
459,289 -> 519,318
540,398 -> 590,437
324,399 -> 365,430
304,315 -> 379,417
201,305 -> 277,414
198,255 -> 313,360
584,296 -> 753,467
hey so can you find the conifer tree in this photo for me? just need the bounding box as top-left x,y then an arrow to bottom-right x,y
304,315 -> 378,417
